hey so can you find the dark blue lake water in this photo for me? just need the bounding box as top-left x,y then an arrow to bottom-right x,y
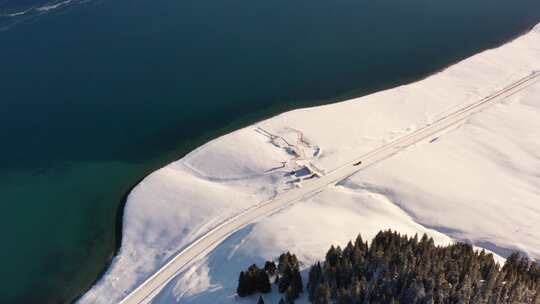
1,0 -> 540,302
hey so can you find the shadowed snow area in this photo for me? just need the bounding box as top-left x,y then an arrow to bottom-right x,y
80,24 -> 540,303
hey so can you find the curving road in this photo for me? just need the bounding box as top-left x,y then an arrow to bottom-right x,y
119,71 -> 540,304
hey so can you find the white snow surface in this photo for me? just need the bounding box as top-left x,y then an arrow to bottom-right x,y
80,24 -> 540,304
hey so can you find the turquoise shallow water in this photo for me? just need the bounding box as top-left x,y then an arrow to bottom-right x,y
1,0 -> 540,302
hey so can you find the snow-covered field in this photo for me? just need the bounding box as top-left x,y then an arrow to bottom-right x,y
80,23 -> 540,304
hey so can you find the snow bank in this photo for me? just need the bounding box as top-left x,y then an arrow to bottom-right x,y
80,23 -> 540,303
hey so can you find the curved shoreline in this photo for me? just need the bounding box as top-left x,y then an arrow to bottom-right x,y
78,22 -> 540,303
72,176 -> 142,303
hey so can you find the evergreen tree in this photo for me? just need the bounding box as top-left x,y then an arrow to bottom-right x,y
265,260 -> 277,275
246,264 -> 260,294
238,230 -> 540,303
308,262 -> 323,301
256,269 -> 272,293
278,269 -> 291,293
237,271 -> 248,297
313,282 -> 331,304
291,267 -> 304,294
236,263 -> 273,296
285,286 -> 297,304
277,252 -> 302,295
326,245 -> 339,267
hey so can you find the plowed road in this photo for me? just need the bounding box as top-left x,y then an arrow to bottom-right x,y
119,71 -> 540,304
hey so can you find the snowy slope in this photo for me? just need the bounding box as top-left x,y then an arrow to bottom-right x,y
152,188 -> 454,304
80,24 -> 540,304
345,80 -> 540,260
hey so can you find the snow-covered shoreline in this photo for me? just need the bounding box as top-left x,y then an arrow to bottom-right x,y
80,23 -> 540,303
